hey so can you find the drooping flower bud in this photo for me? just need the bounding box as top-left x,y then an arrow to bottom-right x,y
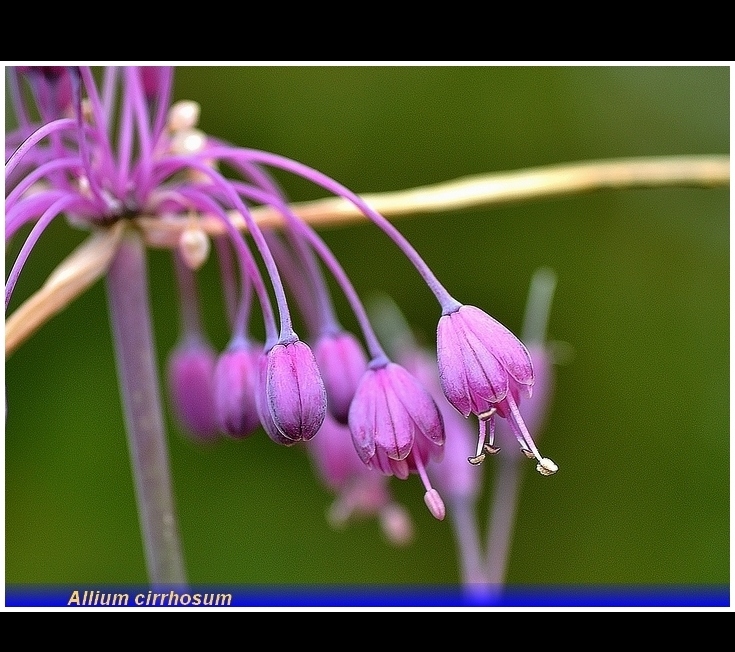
213,337 -> 261,439
257,339 -> 327,444
313,330 -> 368,424
167,335 -> 218,442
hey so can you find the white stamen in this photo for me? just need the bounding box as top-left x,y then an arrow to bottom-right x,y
536,457 -> 558,476
468,409 -> 497,465
477,407 -> 497,421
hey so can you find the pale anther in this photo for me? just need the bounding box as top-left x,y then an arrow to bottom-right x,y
536,457 -> 558,476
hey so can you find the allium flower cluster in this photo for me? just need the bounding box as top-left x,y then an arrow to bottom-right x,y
6,66 -> 556,525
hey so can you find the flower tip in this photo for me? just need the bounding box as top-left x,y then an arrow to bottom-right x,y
536,457 -> 558,476
424,488 -> 446,521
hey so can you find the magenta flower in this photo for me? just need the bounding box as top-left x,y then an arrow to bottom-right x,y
437,304 -> 557,475
349,362 -> 444,467
348,361 -> 446,519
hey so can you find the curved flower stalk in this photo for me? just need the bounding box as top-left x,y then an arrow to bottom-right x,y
167,249 -> 219,441
6,65 -> 557,584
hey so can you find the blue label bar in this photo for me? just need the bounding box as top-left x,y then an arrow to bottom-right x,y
5,585 -> 730,608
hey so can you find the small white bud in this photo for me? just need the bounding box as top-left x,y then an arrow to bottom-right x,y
536,457 -> 558,476
80,98 -> 93,122
76,176 -> 91,198
170,128 -> 207,155
168,100 -> 201,132
179,226 -> 210,270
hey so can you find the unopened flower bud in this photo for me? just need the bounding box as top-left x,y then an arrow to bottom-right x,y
170,129 -> 207,155
313,330 -> 368,424
167,336 -> 218,441
168,100 -> 201,132
178,225 -> 210,270
260,340 -> 327,444
213,339 -> 261,439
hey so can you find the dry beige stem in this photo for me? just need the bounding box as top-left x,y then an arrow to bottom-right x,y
6,155 -> 729,357
137,155 -> 730,247
5,221 -> 125,357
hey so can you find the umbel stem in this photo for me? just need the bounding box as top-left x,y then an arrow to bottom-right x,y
105,227 -> 187,587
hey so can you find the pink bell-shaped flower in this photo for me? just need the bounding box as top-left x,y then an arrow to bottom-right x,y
437,304 -> 557,476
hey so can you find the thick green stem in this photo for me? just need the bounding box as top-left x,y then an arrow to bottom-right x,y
106,228 -> 187,587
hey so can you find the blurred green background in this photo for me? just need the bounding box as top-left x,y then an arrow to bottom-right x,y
5,66 -> 729,590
